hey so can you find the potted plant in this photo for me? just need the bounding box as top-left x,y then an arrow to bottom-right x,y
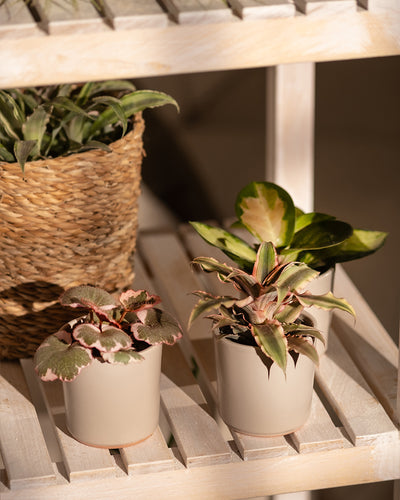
0,81 -> 178,360
189,242 -> 355,436
189,180 -> 386,352
34,284 -> 182,448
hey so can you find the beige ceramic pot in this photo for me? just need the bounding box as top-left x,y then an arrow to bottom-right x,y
63,343 -> 162,448
214,334 -> 315,437
305,267 -> 335,355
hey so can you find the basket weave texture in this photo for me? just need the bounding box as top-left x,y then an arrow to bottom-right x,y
0,114 -> 145,360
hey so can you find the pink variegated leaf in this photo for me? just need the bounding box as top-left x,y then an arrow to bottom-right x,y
73,323 -> 132,352
251,321 -> 287,372
101,349 -> 144,364
296,291 -> 355,317
287,336 -> 319,365
119,289 -> 161,312
60,285 -> 118,322
34,335 -> 93,382
132,308 -> 182,345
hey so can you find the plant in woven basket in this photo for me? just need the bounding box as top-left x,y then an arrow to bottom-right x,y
34,285 -> 182,382
190,181 -> 387,273
189,242 -> 355,372
0,80 -> 178,173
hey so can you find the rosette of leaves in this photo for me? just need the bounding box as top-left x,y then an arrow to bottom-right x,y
34,285 -> 182,382
190,181 -> 387,273
0,80 -> 178,173
189,242 -> 355,372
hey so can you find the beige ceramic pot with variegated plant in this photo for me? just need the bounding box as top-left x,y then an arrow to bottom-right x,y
34,285 -> 182,448
190,241 -> 355,437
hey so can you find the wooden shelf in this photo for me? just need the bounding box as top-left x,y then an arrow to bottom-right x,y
1,228 -> 398,499
0,0 -> 400,88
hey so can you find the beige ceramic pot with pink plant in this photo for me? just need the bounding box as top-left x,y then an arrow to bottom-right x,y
34,285 -> 182,448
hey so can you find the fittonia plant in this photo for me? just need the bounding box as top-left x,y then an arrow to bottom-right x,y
190,181 -> 387,273
189,242 -> 355,372
34,285 -> 182,382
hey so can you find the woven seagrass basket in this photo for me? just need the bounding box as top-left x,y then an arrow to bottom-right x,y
0,114 -> 145,360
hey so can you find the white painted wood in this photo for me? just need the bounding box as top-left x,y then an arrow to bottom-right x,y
231,431 -> 295,461
229,0 -> 295,20
104,0 -> 168,29
0,0 -> 43,38
0,361 -> 56,489
359,0 -> 400,13
1,10 -> 400,87
332,264 -> 399,425
120,427 -> 176,474
316,329 -> 398,446
160,374 -> 232,466
266,63 -> 315,212
291,390 -> 347,453
159,0 -> 236,24
294,0 -> 357,16
34,0 -> 110,34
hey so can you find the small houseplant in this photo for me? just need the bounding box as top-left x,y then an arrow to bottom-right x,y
0,81 -> 178,360
190,180 -> 386,352
189,242 -> 355,436
34,285 -> 182,448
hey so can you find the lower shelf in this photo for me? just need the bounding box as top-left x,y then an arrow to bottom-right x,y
0,227 -> 399,499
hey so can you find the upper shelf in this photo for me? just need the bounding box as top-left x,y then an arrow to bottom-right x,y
0,0 -> 399,88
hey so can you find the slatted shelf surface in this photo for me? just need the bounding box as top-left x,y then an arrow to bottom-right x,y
1,0 -> 399,89
0,227 -> 399,499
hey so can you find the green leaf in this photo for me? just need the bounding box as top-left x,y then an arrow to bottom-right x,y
294,212 -> 335,232
92,96 -> 128,137
0,144 -> 15,162
22,105 -> 49,155
283,323 -> 326,346
235,181 -> 295,247
274,262 -> 319,304
289,220 -> 353,250
101,349 -> 143,364
0,90 -> 24,141
251,322 -> 287,372
132,308 -> 182,345
73,324 -> 132,352
14,140 -> 37,173
90,90 -> 179,135
320,229 -> 388,263
287,336 -> 319,365
296,291 -> 355,317
273,300 -> 303,323
189,291 -> 236,327
51,96 -> 92,117
253,241 -> 277,284
34,335 -> 93,382
189,221 -> 257,270
75,140 -> 112,154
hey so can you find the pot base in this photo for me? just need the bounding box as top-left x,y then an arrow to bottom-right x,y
228,422 -> 306,438
67,428 -> 155,449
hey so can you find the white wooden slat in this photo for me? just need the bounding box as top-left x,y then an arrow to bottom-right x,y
38,371 -> 117,481
266,63 -> 315,212
103,0 -> 168,29
229,0 -> 295,20
0,361 -> 56,489
33,0 -> 110,35
231,431 -> 295,461
316,329 -> 398,446
332,264 -> 399,425
160,374 -> 232,467
120,427 -> 176,474
0,0 -> 43,39
294,0 -> 357,16
159,0 -> 236,24
291,391 -> 347,453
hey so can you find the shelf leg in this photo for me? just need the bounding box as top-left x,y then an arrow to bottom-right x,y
266,62 -> 315,212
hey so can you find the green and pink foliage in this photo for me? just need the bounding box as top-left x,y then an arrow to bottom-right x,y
34,285 -> 182,382
190,181 -> 387,272
190,242 -> 355,373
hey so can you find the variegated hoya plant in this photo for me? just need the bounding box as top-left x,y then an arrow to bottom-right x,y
34,285 -> 182,382
189,242 -> 355,373
190,181 -> 387,273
